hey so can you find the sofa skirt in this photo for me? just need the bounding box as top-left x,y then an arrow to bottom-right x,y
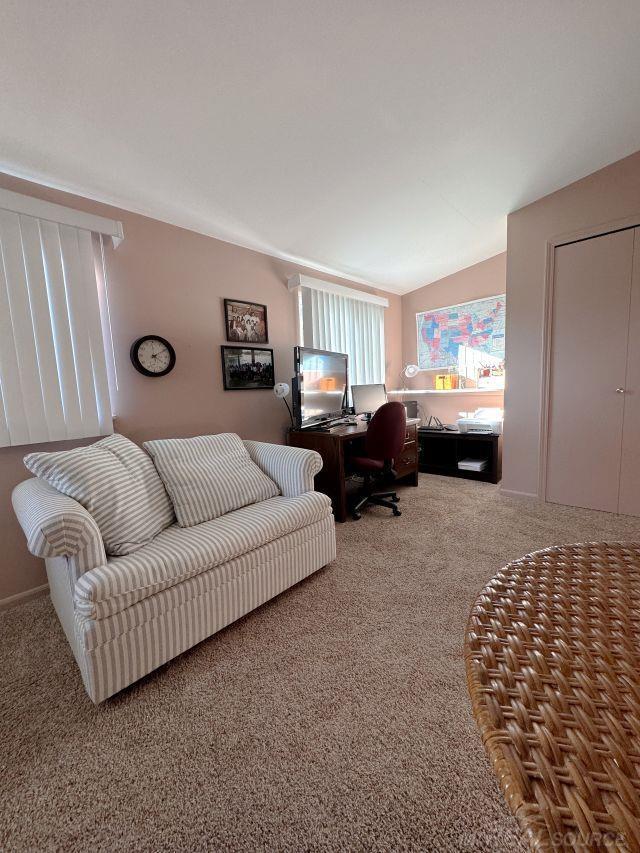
49,514 -> 336,703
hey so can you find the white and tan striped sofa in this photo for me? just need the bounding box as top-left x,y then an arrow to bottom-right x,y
12,440 -> 336,703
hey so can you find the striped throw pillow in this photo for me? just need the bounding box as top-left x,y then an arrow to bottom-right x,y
143,433 -> 280,527
24,434 -> 175,556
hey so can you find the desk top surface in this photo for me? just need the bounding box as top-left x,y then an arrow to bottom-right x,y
291,416 -> 421,441
418,426 -> 501,438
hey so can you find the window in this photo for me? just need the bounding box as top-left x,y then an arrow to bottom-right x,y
0,189 -> 123,447
289,274 -> 387,388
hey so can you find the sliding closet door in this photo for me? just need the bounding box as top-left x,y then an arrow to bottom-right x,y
619,228 -> 640,516
546,228 -> 634,513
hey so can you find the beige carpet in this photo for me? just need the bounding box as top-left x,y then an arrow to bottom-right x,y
2,476 -> 639,852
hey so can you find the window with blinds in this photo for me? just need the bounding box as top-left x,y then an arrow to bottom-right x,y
0,190 -> 122,447
291,274 -> 387,388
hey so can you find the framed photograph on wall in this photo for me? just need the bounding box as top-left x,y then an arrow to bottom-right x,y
224,299 -> 268,344
221,346 -> 275,390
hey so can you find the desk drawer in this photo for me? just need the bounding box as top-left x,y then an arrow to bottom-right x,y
396,424 -> 418,476
404,424 -> 417,442
396,445 -> 417,470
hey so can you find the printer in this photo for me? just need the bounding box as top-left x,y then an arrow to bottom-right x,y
456,407 -> 503,435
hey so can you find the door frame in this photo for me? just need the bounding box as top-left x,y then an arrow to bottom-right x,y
538,213 -> 640,503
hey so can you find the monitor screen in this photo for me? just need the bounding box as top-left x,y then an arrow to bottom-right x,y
351,383 -> 387,415
295,347 -> 347,427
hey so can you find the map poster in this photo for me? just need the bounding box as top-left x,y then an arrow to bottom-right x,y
416,295 -> 506,370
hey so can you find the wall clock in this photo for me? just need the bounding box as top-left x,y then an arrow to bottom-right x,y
130,335 -> 176,377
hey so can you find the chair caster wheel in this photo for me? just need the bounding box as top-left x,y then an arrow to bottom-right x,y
390,494 -> 399,503
392,508 -> 401,517
352,512 -> 362,521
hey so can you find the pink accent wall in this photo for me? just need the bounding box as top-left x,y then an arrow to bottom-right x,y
400,254 -> 506,424
0,173 -> 402,602
503,149 -> 640,498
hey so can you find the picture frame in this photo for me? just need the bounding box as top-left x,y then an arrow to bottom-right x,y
224,298 -> 268,344
221,346 -> 275,390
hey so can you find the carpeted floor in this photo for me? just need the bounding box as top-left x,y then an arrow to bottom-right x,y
2,475 -> 640,852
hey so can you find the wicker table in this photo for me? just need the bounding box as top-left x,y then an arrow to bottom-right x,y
465,543 -> 640,852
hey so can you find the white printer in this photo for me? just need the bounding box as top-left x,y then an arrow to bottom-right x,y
456,407 -> 503,435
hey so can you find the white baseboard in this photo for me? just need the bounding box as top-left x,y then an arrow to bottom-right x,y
0,582 -> 49,611
499,487 -> 540,499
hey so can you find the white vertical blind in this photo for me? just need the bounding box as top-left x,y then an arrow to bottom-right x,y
301,286 -> 386,387
0,209 -> 113,447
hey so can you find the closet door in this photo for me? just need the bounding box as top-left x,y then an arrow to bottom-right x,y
618,228 -> 640,516
546,228 -> 634,513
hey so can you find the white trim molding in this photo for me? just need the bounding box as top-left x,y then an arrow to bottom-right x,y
499,488 -> 540,500
0,188 -> 124,247
287,273 -> 389,307
0,582 -> 49,611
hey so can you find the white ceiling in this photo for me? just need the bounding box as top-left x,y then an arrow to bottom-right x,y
2,1 -> 640,294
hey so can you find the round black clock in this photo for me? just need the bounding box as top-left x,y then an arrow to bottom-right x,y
130,335 -> 176,377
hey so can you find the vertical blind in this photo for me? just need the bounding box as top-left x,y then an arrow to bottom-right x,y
300,286 -> 386,387
0,209 -> 113,446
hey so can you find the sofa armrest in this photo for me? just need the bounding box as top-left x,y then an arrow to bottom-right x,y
12,478 -> 106,574
243,441 -> 323,497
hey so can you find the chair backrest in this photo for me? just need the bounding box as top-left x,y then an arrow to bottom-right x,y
365,401 -> 407,461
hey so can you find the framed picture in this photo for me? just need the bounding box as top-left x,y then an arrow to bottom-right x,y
221,346 -> 275,390
224,299 -> 268,344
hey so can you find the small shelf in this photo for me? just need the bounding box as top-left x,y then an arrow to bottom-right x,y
387,388 -> 504,395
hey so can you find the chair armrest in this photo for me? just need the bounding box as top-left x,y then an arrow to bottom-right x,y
12,478 -> 106,573
243,441 -> 323,497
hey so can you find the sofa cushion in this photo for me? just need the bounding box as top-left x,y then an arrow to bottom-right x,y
76,515 -> 335,652
144,433 -> 279,527
74,491 -> 333,619
24,434 -> 175,556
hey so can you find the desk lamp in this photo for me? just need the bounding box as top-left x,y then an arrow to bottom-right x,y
401,363 -> 419,389
273,382 -> 294,427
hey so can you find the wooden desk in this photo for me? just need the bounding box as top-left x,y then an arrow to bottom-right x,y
289,417 -> 420,522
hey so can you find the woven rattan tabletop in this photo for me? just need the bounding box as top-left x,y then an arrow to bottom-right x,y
465,542 -> 640,852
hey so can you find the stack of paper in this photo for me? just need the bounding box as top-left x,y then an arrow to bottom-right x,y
458,458 -> 487,472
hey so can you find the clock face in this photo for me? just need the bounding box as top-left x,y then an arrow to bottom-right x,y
130,336 -> 176,377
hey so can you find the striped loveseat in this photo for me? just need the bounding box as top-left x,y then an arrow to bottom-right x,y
12,440 -> 336,703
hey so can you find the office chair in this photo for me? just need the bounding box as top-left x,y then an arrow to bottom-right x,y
350,401 -> 407,520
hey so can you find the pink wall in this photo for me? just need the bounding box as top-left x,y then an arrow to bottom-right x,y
399,254 -> 506,424
0,173 -> 401,602
503,150 -> 640,497
15,145 -> 638,598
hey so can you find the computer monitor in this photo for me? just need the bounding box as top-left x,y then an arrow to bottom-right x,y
293,346 -> 348,428
351,383 -> 387,415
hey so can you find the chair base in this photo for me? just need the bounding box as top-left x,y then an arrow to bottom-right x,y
351,491 -> 401,520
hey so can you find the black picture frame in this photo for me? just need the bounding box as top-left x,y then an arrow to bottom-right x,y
221,346 -> 275,390
224,299 -> 268,344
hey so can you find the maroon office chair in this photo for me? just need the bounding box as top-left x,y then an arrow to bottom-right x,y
350,401 -> 407,520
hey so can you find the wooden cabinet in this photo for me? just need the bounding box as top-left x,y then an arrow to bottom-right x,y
418,429 -> 502,484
